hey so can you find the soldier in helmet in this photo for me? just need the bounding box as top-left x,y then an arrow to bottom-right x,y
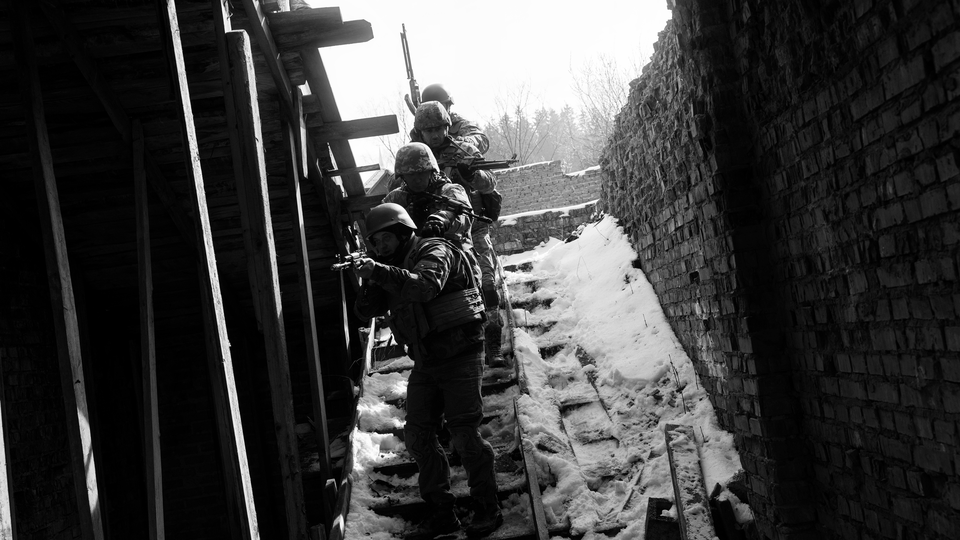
383,141 -> 481,283
412,101 -> 507,368
411,83 -> 489,154
353,203 -> 503,538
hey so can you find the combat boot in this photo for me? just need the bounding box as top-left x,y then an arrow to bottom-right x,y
416,503 -> 460,538
466,500 -> 503,538
484,323 -> 507,368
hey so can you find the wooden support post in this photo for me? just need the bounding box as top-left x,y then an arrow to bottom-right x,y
224,29 -> 307,540
664,424 -> 717,540
283,90 -> 333,489
299,48 -> 365,197
9,3 -> 104,539
134,120 -> 164,540
159,1 -> 260,538
0,355 -> 16,540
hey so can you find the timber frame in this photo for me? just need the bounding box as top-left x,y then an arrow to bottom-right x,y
0,0 -> 394,538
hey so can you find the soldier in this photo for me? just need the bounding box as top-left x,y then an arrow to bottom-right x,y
413,101 -> 507,368
353,203 -> 503,538
382,142 -> 480,285
411,83 -> 489,154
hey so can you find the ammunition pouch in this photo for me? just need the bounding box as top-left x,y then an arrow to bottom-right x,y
385,287 -> 485,364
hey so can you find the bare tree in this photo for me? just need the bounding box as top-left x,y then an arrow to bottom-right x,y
485,83 -> 552,165
568,52 -> 645,163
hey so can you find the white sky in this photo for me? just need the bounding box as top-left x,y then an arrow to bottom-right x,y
308,0 -> 672,168
336,215 -> 752,538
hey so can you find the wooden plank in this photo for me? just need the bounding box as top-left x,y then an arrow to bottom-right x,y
282,89 -> 334,508
0,353 -> 16,540
37,0 -> 201,265
134,120 -> 165,540
515,398 -> 550,540
159,2 -> 260,539
273,19 -> 373,51
299,48 -> 364,197
306,115 -> 398,143
664,424 -> 717,540
240,0 -> 292,101
225,29 -> 307,540
9,3 -> 104,539
266,7 -> 342,34
341,193 -> 385,215
325,164 -> 380,179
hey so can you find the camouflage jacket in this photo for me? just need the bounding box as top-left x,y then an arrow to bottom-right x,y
431,140 -> 498,232
354,237 -> 483,364
382,178 -> 473,248
410,112 -> 489,155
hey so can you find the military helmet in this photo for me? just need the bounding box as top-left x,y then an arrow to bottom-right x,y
422,83 -> 453,105
365,203 -> 416,238
394,142 -> 439,175
414,101 -> 452,131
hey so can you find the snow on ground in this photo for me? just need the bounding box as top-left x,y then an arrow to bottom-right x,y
343,215 -> 753,539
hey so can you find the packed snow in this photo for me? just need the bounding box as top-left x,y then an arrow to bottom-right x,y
343,215 -> 753,539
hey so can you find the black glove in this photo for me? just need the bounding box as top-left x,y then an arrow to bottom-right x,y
422,213 -> 451,237
456,162 -> 475,181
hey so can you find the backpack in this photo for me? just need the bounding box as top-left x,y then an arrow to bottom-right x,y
480,189 -> 503,221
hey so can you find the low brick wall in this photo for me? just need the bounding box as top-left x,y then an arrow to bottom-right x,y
494,161 -> 602,216
490,161 -> 602,255
491,201 -> 599,255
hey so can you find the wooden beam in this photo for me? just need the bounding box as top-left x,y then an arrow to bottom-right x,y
299,48 -> 364,197
266,7 -> 341,33
325,164 -> 381,179
37,0 -> 201,266
134,120 -> 164,540
516,398 -> 549,540
240,0 -> 292,102
0,355 -> 16,540
159,2 -> 260,538
225,29 -> 307,540
283,89 -> 333,496
9,3 -> 103,539
306,115 -> 398,142
341,193 -> 385,214
273,19 -> 373,51
664,424 -> 717,540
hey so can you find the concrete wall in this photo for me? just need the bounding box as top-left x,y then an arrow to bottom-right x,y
492,201 -> 599,255
601,1 -> 960,539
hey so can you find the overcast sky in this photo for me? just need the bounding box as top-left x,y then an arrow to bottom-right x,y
308,0 -> 673,170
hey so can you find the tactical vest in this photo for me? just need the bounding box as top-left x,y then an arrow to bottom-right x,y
384,237 -> 484,363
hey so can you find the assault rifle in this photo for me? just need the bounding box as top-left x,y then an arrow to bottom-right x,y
401,24 -> 419,115
421,192 -> 493,224
440,137 -> 518,172
330,251 -> 367,271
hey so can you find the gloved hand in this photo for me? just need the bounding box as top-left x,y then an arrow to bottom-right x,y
422,213 -> 451,237
354,258 -> 376,279
456,162 -> 475,181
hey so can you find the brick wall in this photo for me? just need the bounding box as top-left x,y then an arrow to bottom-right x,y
491,201 -> 599,255
490,161 -> 602,255
600,1 -> 960,539
493,161 -> 602,215
0,231 -> 81,539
